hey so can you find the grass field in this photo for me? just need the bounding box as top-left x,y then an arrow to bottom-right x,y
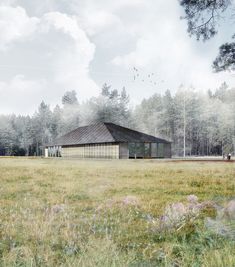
0,158 -> 234,266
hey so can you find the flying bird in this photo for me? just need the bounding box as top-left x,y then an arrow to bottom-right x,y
131,67 -> 164,87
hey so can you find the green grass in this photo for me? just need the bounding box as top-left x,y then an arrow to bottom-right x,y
0,158 -> 234,266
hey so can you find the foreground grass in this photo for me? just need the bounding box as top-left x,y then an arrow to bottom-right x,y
0,158 -> 234,266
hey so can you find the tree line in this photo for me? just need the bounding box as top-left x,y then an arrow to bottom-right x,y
0,82 -> 234,157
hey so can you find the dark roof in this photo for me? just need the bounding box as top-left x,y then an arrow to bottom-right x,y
49,122 -> 171,146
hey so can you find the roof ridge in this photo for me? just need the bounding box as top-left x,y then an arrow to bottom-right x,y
103,123 -> 117,142
61,122 -> 106,135
105,123 -> 156,139
105,123 -> 171,143
49,122 -> 171,147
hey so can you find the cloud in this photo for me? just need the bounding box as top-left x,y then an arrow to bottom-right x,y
0,6 -> 99,114
0,75 -> 46,114
111,0 -> 235,93
111,0 -> 193,70
79,10 -> 122,36
0,0 -> 17,6
0,6 -> 39,50
64,0 -> 145,37
40,12 -> 98,97
0,0 -> 234,114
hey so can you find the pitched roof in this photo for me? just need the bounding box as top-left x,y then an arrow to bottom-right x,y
50,122 -> 171,146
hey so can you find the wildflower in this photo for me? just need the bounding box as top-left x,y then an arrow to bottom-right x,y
50,204 -> 66,214
187,194 -> 198,204
145,213 -> 155,223
205,199 -> 235,240
152,195 -> 204,232
205,217 -> 235,240
166,202 -> 187,220
122,196 -> 139,206
224,200 -> 235,220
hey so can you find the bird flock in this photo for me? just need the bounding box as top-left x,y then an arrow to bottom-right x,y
133,67 -> 164,85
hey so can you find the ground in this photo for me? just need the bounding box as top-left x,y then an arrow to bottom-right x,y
0,158 -> 234,266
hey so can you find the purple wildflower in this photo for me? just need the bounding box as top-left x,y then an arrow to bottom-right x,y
225,200 -> 235,220
122,196 -> 139,206
187,194 -> 198,203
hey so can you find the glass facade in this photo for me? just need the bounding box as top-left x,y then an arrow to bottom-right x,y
128,142 -> 165,158
128,142 -> 151,158
157,143 -> 164,157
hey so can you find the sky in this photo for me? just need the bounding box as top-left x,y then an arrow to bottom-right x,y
0,0 -> 234,115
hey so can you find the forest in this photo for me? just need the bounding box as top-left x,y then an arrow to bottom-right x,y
0,82 -> 234,157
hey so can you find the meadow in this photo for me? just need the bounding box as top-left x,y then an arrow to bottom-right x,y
0,158 -> 234,267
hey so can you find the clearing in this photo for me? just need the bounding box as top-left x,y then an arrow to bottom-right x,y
0,158 -> 234,266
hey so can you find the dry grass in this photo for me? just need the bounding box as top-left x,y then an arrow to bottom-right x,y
0,158 -> 234,266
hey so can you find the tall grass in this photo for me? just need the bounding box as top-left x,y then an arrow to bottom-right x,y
0,158 -> 234,266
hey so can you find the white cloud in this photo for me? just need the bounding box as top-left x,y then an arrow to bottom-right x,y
79,10 -> 122,36
69,0 -> 146,37
111,0 -> 235,94
41,12 -> 98,98
0,6 -> 99,114
0,75 -> 46,114
0,6 -> 39,50
0,0 -> 234,114
0,0 -> 16,6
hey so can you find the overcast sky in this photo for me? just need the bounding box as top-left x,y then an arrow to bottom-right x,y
0,0 -> 234,115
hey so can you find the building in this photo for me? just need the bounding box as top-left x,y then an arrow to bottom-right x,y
45,122 -> 171,159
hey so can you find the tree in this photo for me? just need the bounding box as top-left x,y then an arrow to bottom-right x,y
51,105 -> 63,140
101,83 -> 111,97
162,90 -> 175,141
180,0 -> 235,72
0,115 -> 15,155
133,93 -> 162,135
118,87 -> 131,126
31,101 -> 53,155
62,90 -> 78,106
213,82 -> 228,101
213,40 -> 235,71
61,91 -> 80,133
85,84 -> 132,127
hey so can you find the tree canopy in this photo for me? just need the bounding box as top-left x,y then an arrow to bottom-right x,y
180,0 -> 235,71
0,84 -> 234,156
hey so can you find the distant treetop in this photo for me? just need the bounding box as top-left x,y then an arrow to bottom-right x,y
180,0 -> 235,72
